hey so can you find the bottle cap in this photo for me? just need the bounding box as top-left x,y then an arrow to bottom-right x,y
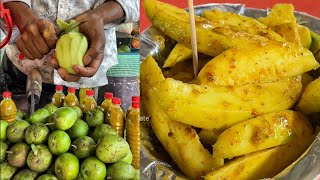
86,90 -> 94,96
2,91 -> 11,98
68,87 -> 76,93
112,98 -> 121,105
132,96 -> 140,102
56,85 -> 63,91
132,101 -> 140,109
104,92 -> 113,99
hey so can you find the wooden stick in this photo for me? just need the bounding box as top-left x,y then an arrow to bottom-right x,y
188,0 -> 199,77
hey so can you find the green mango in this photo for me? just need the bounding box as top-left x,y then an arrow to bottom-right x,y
96,134 -> 130,163
53,107 -> 78,130
0,120 -> 8,141
0,162 -> 17,179
119,45 -> 131,53
43,104 -> 58,115
106,161 -> 136,180
28,108 -> 51,124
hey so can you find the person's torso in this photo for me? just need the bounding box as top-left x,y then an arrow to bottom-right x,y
32,0 -> 99,21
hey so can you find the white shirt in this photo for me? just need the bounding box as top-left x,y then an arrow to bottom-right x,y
1,0 -> 139,88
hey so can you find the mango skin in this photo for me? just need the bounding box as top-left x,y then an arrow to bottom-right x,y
56,32 -> 88,74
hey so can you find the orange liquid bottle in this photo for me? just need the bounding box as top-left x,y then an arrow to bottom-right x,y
64,87 -> 79,107
80,89 -> 97,114
0,91 -> 17,124
101,92 -> 113,113
79,88 -> 92,104
126,96 -> 140,116
51,85 -> 65,107
107,98 -> 125,137
125,101 -> 140,169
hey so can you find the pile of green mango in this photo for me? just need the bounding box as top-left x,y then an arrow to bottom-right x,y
0,104 -> 139,180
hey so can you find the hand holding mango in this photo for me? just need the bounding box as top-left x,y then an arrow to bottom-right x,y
53,11 -> 106,82
51,1 -> 125,82
55,19 -> 89,75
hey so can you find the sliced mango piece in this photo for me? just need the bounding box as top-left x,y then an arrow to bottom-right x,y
204,112 -> 314,180
202,9 -> 284,42
296,77 -> 320,114
213,111 -> 303,163
298,25 -> 312,49
144,0 -> 275,57
273,22 -> 301,46
198,42 -> 318,86
258,4 -> 303,45
141,56 -> 218,179
310,31 -> 320,62
258,4 -> 296,27
163,43 -> 192,68
155,76 -> 302,130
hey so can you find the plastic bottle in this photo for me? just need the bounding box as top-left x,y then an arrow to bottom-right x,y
127,96 -> 140,116
79,88 -> 92,104
101,92 -> 113,112
125,101 -> 140,169
107,97 -> 125,137
64,87 -> 79,107
51,85 -> 65,107
0,91 -> 17,124
80,89 -> 97,114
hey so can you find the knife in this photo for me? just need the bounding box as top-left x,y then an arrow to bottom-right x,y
18,20 -> 87,60
56,20 -> 87,37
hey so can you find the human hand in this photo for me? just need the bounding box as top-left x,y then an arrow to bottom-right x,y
51,11 -> 106,82
16,17 -> 58,60
4,2 -> 58,60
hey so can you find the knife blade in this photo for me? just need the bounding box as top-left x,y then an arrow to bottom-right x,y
56,20 -> 87,37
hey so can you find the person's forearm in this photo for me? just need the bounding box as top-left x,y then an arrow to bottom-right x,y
92,1 -> 125,25
4,2 -> 38,31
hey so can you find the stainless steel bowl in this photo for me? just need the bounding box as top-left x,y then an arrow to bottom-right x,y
140,3 -> 320,180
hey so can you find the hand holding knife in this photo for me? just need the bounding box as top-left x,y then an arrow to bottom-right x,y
18,20 -> 86,60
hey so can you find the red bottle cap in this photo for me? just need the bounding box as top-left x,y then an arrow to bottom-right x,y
68,87 -> 76,93
112,98 -> 121,105
132,101 -> 140,109
132,96 -> 140,102
2,91 -> 11,98
56,85 -> 63,91
104,92 -> 113,99
86,90 -> 94,96
18,53 -> 24,61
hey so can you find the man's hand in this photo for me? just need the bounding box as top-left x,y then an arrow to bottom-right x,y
5,2 -> 58,60
17,18 -> 57,60
51,1 -> 125,82
51,12 -> 105,82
